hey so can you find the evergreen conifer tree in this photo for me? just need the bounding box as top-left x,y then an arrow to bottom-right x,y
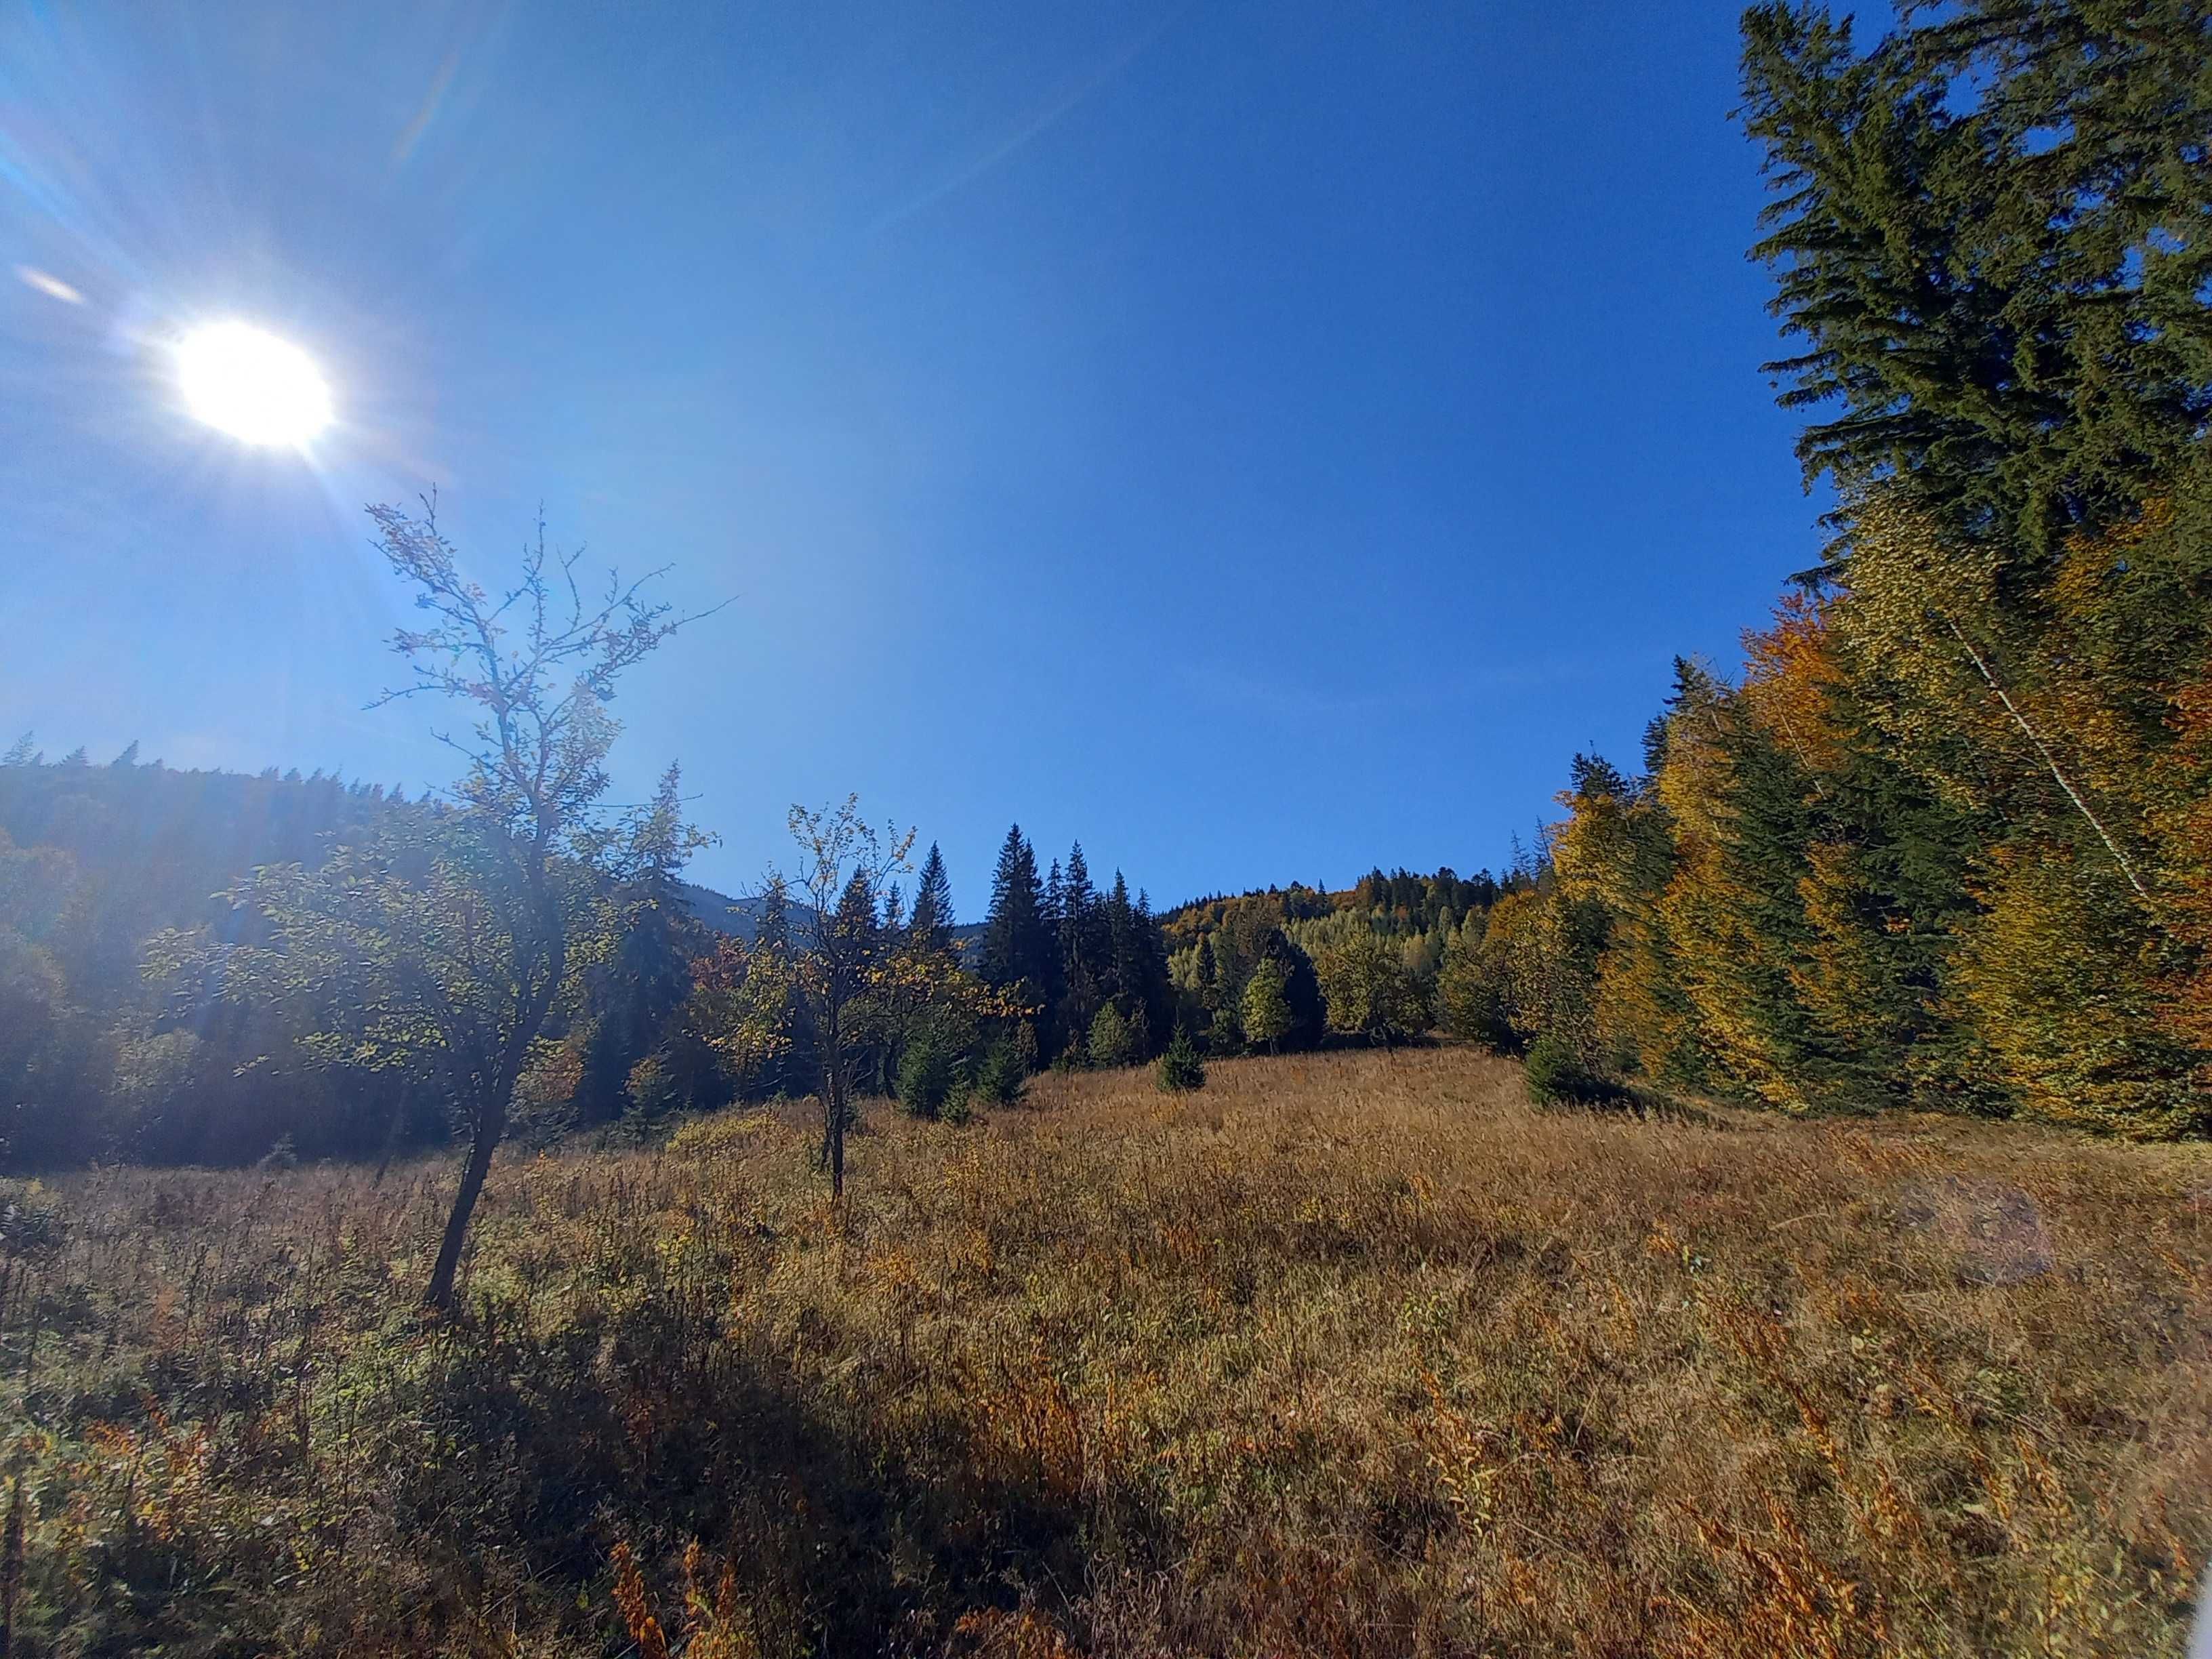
752,875 -> 811,1097
908,842 -> 954,954
980,825 -> 1052,1030
1741,0 -> 2212,554
1156,1023 -> 1206,1092
1257,928 -> 1325,1049
1087,1001 -> 1136,1068
1208,996 -> 1244,1057
1056,842 -> 1103,1050
1242,956 -> 1291,1054
577,764 -> 711,1121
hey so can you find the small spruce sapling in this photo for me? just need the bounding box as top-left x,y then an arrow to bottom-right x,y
1156,1025 -> 1206,1092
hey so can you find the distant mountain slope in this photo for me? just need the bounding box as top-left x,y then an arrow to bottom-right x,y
674,880 -> 983,946
0,752 -> 409,985
672,880 -> 783,941
0,751 -> 972,962
0,757 -> 795,994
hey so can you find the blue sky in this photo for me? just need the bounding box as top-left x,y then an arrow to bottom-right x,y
1,0 -> 1832,914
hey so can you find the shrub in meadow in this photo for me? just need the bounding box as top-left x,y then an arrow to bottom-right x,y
1155,1025 -> 1206,1092
897,1031 -> 958,1119
1521,1029 -> 1617,1105
970,1038 -> 1027,1107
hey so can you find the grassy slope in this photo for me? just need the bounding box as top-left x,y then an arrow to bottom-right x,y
4,1049 -> 2209,1656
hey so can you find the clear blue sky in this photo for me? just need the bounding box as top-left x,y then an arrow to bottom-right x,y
1,0 -> 1833,914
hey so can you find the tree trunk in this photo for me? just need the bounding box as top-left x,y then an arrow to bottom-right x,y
425,1102 -> 503,1311
828,1066 -> 846,1200
819,996 -> 848,1200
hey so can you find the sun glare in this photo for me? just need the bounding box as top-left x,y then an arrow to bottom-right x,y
176,321 -> 333,448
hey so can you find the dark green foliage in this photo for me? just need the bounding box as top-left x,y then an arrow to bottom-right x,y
972,831 -> 1176,1081
1087,1002 -> 1139,1069
969,1038 -> 1027,1107
1741,0 -> 2212,554
1484,0 -> 2212,1138
897,1027 -> 958,1119
1054,842 -> 1105,1056
1259,928 -> 1326,1050
1351,865 -> 1501,933
1102,874 -> 1172,1061
1164,870 -> 1506,1057
1206,998 -> 1244,1057
1807,674 -> 1993,1111
981,825 -> 1054,1006
624,1051 -> 683,1119
1128,888 -> 1175,1052
577,766 -> 712,1123
1708,716 -> 1830,1090
1522,1030 -> 1620,1107
1155,1025 -> 1206,1092
908,842 -> 954,954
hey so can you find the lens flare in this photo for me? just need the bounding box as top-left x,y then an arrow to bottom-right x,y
16,266 -> 84,305
176,321 -> 333,447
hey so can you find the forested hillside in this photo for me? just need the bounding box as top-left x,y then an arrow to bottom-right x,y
0,747 -> 424,1164
1421,1 -> 2212,1136
0,747 -> 1313,1170
7,0 -> 2211,1170
1160,867 -> 1522,1054
0,748 -> 771,1166
0,742 -> 1521,1170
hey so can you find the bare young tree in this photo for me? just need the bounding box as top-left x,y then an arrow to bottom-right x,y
363,497 -> 707,1308
782,797 -> 914,1198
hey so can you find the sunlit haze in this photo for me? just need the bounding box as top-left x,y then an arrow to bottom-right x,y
0,1 -> 1824,907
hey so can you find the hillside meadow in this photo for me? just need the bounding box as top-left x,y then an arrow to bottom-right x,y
1,1048 -> 2209,1657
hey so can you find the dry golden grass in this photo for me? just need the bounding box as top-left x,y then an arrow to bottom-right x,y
3,1048 -> 2209,1656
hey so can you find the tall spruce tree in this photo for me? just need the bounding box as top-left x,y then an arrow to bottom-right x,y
1132,888 -> 1175,1050
980,825 -> 1052,1039
1057,842 -> 1104,1050
575,764 -> 711,1122
1099,872 -> 1173,1059
1741,1 -> 2212,556
753,874 -> 813,1099
908,842 -> 954,955
1258,926 -> 1326,1050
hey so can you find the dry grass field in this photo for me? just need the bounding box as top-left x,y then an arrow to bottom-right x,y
3,1048 -> 2210,1656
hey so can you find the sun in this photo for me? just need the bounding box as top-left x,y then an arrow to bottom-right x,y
176,321 -> 333,448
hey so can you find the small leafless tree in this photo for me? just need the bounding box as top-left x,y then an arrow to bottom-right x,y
783,797 -> 914,1198
369,496 -> 710,1309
